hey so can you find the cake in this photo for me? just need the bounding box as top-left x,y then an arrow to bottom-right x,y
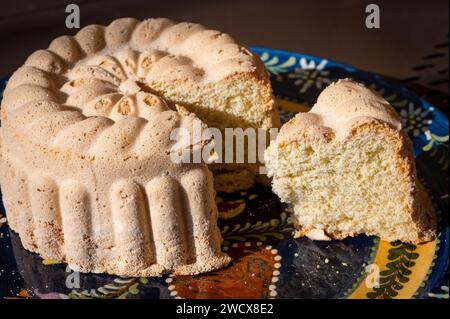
264,79 -> 436,244
0,17 -> 279,276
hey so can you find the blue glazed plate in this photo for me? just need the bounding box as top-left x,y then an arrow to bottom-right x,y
0,48 -> 448,299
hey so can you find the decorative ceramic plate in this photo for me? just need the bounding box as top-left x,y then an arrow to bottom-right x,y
0,48 -> 448,299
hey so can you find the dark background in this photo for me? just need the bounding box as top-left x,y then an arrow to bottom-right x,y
0,0 -> 448,97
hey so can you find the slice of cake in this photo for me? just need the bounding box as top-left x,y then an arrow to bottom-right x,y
264,79 -> 436,244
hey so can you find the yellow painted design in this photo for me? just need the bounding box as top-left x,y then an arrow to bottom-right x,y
276,98 -> 310,113
42,259 -> 61,265
348,239 -> 436,299
218,199 -> 246,219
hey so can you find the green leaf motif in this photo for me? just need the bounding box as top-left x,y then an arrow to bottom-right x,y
366,241 -> 419,299
128,283 -> 140,295
68,277 -> 138,299
260,52 -> 296,76
221,212 -> 293,246
423,134 -> 449,152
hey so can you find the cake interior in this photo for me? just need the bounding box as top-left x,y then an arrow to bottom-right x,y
153,76 -> 271,130
265,125 -> 418,241
150,76 -> 274,191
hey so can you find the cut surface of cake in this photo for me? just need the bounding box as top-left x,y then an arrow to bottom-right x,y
0,17 -> 287,276
264,79 -> 436,244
